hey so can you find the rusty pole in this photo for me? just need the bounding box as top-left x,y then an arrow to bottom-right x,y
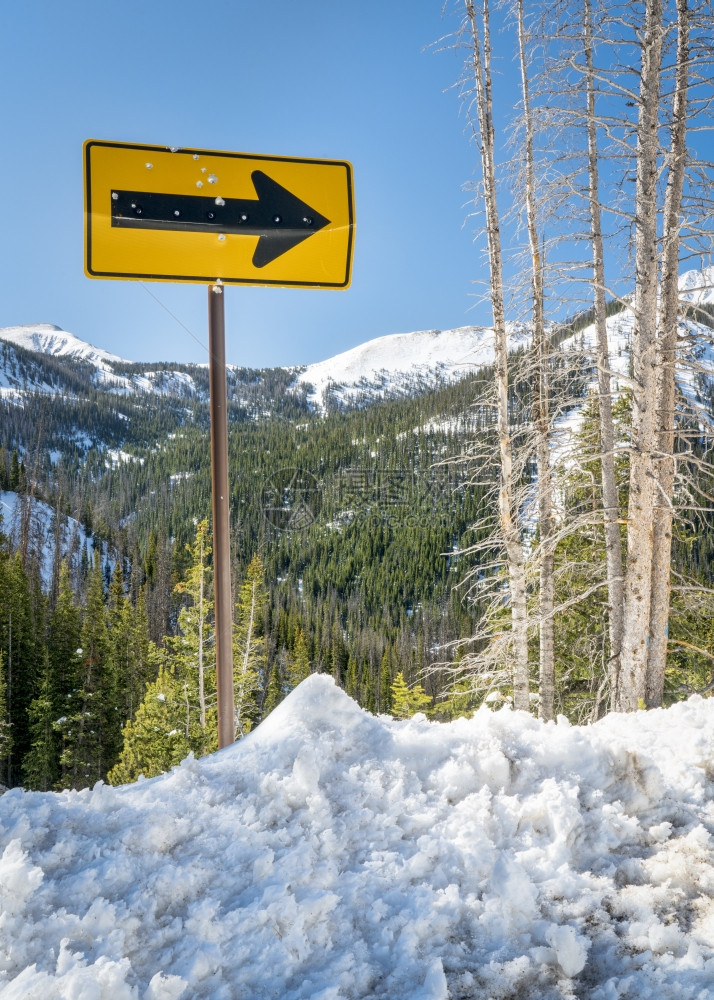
208,284 -> 235,748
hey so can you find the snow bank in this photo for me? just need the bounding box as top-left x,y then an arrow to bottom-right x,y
1,676 -> 713,999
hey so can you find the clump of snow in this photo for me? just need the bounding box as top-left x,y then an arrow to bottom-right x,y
1,676 -> 713,998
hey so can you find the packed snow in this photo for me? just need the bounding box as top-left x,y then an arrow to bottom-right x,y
1,675 -> 713,999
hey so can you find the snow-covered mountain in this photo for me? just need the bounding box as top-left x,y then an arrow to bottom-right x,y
295,325 -> 499,410
0,323 -> 126,367
547,266 -> 714,467
2,265 -> 713,423
0,323 -> 204,400
678,266 -> 714,306
0,322 -> 497,411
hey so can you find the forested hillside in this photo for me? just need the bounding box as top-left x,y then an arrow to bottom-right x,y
1,300 -> 714,789
0,333 -> 500,787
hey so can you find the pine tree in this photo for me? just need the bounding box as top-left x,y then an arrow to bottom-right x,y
288,627 -> 311,688
58,551 -> 120,788
48,562 -> 82,787
378,649 -> 392,715
233,554 -> 268,737
438,677 -> 479,721
23,649 -> 58,790
0,654 -> 11,783
363,666 -> 376,714
0,553 -> 40,786
108,659 -> 193,785
390,671 -> 432,719
346,654 -> 359,701
167,520 -> 217,756
262,659 -> 284,716
9,449 -> 20,492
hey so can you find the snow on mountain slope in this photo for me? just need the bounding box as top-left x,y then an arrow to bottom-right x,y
296,326 -> 497,410
678,265 -> 714,306
0,324 -> 202,399
0,490 -> 101,588
1,675 -> 713,999
0,323 -> 127,368
553,267 -> 714,462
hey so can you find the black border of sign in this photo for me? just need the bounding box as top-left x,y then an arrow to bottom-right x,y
84,140 -> 355,289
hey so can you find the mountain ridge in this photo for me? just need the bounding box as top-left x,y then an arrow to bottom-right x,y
0,320 -> 500,412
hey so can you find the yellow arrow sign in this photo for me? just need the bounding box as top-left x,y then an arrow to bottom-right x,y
84,140 -> 355,288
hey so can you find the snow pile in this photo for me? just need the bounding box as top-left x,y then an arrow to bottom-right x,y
1,677 -> 713,999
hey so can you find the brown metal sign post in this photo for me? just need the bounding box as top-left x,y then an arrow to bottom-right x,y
208,285 -> 235,748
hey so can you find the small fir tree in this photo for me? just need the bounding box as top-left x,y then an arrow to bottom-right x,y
108,658 -> 193,785
262,658 -> 284,716
23,649 -> 58,790
378,649 -> 392,715
390,671 -> 432,719
288,627 -> 311,688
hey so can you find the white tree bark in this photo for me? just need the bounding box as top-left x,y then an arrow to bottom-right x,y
516,0 -> 555,720
583,0 -> 625,709
465,0 -> 531,711
647,0 -> 690,707
619,0 -> 664,711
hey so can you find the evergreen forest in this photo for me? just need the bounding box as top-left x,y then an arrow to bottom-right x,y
1,313 -> 714,789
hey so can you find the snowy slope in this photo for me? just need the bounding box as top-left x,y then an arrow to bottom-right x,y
0,491 -> 99,588
1,675 -> 713,999
0,324 -> 202,399
559,266 -> 714,379
0,321 -> 507,413
678,265 -> 714,306
296,326 -> 497,410
0,324 -> 127,367
552,267 -> 714,463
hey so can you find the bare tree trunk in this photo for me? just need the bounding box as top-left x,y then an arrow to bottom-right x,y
235,582 -> 257,737
647,0 -> 689,707
619,0 -> 664,711
198,534 -> 206,732
466,0 -> 530,710
583,0 -> 625,709
516,0 -> 555,720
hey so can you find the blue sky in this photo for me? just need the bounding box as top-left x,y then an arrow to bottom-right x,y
0,0 -> 524,368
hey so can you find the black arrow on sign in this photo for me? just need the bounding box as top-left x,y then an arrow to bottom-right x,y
111,170 -> 330,268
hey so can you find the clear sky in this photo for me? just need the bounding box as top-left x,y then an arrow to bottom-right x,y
0,0 -> 525,369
